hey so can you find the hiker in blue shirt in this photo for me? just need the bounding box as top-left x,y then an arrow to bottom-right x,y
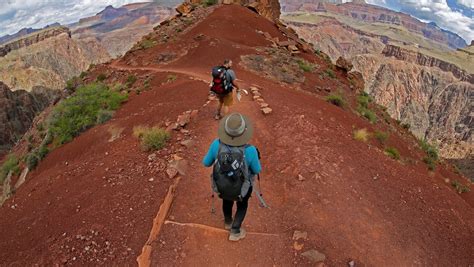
203,113 -> 261,241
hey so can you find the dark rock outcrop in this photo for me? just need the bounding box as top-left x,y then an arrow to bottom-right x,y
0,82 -> 59,152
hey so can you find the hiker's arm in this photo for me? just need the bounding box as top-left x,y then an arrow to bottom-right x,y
232,80 -> 240,91
202,139 -> 219,167
248,146 -> 262,175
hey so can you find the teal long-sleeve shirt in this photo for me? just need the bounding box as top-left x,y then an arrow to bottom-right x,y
202,139 -> 262,175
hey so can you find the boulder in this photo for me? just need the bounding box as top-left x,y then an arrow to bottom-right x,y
176,2 -> 194,16
261,107 -> 272,115
336,56 -> 353,72
177,113 -> 191,127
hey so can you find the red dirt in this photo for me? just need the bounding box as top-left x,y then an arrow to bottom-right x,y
0,4 -> 473,266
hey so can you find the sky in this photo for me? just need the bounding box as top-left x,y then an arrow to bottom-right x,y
0,0 -> 473,43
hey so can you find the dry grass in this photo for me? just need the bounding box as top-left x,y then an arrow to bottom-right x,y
354,128 -> 369,142
133,125 -> 170,151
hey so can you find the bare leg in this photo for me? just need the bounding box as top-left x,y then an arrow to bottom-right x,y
223,105 -> 229,115
215,101 -> 223,120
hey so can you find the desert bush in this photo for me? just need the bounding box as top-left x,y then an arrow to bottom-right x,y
48,83 -> 127,145
133,126 -> 170,152
167,74 -> 177,83
204,0 -> 217,6
25,153 -> 39,170
374,130 -> 389,143
419,139 -> 439,170
140,39 -> 156,49
325,93 -> 345,107
324,68 -> 336,79
297,59 -> 314,72
0,154 -> 20,183
357,92 -> 372,108
385,147 -> 400,160
96,110 -> 115,124
357,106 -> 377,124
38,145 -> 49,160
126,75 -> 137,88
451,180 -> 470,194
353,129 -> 369,142
401,123 -> 411,130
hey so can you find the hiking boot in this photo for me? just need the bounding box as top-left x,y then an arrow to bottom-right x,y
224,218 -> 232,230
229,228 -> 246,241
214,114 -> 222,120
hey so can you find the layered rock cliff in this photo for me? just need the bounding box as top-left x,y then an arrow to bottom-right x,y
0,26 -> 71,57
186,0 -> 281,21
0,82 -> 59,153
281,0 -> 467,49
283,10 -> 473,161
0,31 -> 110,92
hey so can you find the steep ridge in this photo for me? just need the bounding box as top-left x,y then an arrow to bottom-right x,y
0,4 -> 472,266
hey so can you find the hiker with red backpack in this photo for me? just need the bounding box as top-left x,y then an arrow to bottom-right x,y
210,59 -> 240,120
202,113 -> 262,241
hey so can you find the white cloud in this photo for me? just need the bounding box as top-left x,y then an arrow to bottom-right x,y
457,0 -> 474,8
0,0 -> 152,36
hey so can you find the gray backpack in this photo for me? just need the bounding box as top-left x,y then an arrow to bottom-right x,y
211,142 -> 251,201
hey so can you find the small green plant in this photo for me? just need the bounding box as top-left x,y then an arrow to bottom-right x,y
0,154 -> 20,183
357,106 -> 377,123
451,180 -> 470,194
37,123 -> 44,132
96,74 -> 107,82
167,74 -> 177,83
374,130 -> 389,143
48,83 -> 127,145
96,110 -> 115,124
353,128 -> 369,142
401,123 -> 411,130
133,126 -> 170,151
126,75 -> 137,88
143,78 -> 151,90
325,93 -> 345,107
324,68 -> 336,79
79,71 -> 87,78
297,59 -> 314,72
385,147 -> 400,160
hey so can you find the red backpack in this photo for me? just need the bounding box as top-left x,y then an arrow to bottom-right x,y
210,66 -> 230,95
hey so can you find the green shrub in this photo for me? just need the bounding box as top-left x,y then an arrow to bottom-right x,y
96,110 -> 115,124
419,139 -> 439,170
385,147 -> 400,160
79,71 -> 87,78
297,59 -> 314,72
357,106 -> 377,123
0,154 -> 20,183
37,123 -> 44,132
451,180 -> 470,194
25,153 -> 39,170
133,126 -> 170,151
143,78 -> 151,90
38,146 -> 49,160
374,131 -> 389,143
325,93 -> 345,107
126,75 -> 137,88
357,93 -> 372,108
96,74 -> 107,82
324,68 -> 336,79
204,0 -> 217,6
48,83 -> 127,145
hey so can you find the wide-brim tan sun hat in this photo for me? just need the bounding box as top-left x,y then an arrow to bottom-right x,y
218,113 -> 253,146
